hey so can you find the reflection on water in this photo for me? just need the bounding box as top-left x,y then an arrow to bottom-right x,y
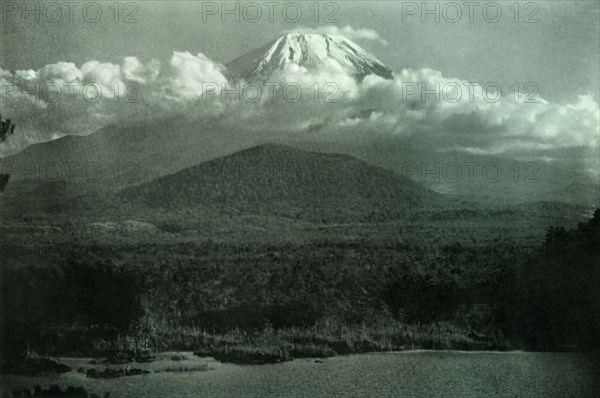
1,351 -> 599,398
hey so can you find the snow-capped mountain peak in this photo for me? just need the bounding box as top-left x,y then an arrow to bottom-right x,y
225,33 -> 393,82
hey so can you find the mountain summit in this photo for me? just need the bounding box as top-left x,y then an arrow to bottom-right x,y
225,33 -> 394,82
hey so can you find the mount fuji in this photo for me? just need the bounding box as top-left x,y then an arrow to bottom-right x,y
225,33 -> 394,82
0,34 -> 594,213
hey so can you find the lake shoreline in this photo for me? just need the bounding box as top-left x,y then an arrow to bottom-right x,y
38,321 -> 517,368
2,351 -> 598,398
7,316 -> 598,374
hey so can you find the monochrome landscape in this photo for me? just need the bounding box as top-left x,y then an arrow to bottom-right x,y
0,1 -> 599,397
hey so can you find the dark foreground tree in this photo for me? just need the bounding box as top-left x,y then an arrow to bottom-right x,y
0,113 -> 16,142
512,209 -> 600,350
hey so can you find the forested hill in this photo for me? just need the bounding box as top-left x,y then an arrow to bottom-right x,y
117,144 -> 447,221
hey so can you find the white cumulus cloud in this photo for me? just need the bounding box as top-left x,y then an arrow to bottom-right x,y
1,50 -> 598,179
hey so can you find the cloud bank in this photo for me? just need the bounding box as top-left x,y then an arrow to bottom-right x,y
0,52 -> 228,154
1,49 -> 598,177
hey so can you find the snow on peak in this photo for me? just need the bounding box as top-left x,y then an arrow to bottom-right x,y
225,33 -> 393,82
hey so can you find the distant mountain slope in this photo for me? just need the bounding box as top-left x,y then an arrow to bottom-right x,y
117,144 -> 446,222
281,140 -> 598,206
2,119 -> 596,218
225,33 -> 393,82
549,183 -> 600,207
0,116 -> 279,216
0,116 -> 249,184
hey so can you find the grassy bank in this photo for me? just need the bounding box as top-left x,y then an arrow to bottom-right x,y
2,320 -> 512,370
86,319 -> 510,365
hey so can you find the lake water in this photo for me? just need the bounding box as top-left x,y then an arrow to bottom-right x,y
1,351 -> 599,397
